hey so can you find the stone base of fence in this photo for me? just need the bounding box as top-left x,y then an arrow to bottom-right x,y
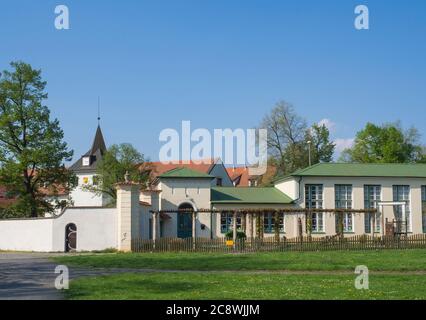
131,234 -> 426,253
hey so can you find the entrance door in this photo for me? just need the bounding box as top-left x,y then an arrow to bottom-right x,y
177,203 -> 193,238
65,223 -> 77,252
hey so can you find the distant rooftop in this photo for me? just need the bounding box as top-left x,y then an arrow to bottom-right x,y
159,167 -> 214,179
276,163 -> 426,183
211,187 -> 293,204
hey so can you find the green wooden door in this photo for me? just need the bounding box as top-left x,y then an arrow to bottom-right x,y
177,213 -> 192,238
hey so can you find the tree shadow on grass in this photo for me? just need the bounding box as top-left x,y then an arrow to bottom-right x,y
69,275 -> 208,300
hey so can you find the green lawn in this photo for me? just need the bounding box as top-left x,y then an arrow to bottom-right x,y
66,272 -> 426,300
54,249 -> 426,271
56,250 -> 426,300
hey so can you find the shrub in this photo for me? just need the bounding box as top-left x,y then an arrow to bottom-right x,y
225,230 -> 247,240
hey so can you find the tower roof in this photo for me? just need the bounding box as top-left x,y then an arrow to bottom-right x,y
88,125 -> 107,156
69,125 -> 107,173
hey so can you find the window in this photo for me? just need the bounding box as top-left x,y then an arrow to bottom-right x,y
92,175 -> 100,186
220,212 -> 242,233
364,185 -> 381,233
216,178 -> 223,186
249,179 -> 258,187
393,185 -> 411,232
82,156 -> 91,166
305,184 -> 324,232
335,185 -> 353,233
422,186 -> 426,233
263,212 -> 285,233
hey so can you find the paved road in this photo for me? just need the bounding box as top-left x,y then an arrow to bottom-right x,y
0,253 -> 66,300
0,253 -> 122,300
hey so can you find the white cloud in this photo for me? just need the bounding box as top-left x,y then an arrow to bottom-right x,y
318,118 -> 336,132
334,138 -> 355,153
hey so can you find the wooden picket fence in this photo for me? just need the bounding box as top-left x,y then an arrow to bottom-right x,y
131,234 -> 426,253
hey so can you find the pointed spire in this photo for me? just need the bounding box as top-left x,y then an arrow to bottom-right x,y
90,125 -> 107,155
97,96 -> 101,125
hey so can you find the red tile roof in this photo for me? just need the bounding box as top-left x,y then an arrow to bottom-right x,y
140,159 -> 217,181
0,186 -> 15,209
226,165 -> 277,187
226,166 -> 250,187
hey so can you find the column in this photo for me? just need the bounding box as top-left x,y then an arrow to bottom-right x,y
192,211 -> 197,250
116,182 -> 141,252
232,211 -> 237,249
247,213 -> 253,239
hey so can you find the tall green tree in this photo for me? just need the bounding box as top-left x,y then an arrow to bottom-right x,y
261,101 -> 335,176
305,123 -> 336,164
0,61 -> 76,217
339,122 -> 425,163
85,143 -> 149,203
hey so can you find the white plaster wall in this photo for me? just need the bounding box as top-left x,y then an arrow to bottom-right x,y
0,207 -> 118,252
159,179 -> 212,238
0,218 -> 53,252
70,174 -> 105,207
275,177 -> 298,200
52,207 -> 117,252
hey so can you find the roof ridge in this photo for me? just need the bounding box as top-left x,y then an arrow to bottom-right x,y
293,162 -> 322,174
159,166 -> 214,178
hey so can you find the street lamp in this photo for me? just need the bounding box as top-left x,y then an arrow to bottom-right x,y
307,140 -> 312,167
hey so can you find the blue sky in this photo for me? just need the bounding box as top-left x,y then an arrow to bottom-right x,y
1,0 -> 425,164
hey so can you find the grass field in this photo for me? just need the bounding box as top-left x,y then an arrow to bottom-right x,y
54,249 -> 426,271
55,250 -> 426,300
66,273 -> 426,300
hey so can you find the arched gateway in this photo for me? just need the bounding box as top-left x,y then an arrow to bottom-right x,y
65,223 -> 77,252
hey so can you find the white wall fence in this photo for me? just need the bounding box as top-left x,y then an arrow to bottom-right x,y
0,207 -> 117,252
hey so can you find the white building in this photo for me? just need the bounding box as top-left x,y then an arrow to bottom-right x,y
68,125 -> 111,207
1,125 -> 426,252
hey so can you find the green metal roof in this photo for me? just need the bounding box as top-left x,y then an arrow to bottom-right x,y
211,187 -> 293,204
275,163 -> 426,183
159,167 -> 214,179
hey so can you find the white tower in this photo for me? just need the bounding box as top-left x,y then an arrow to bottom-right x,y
69,125 -> 110,207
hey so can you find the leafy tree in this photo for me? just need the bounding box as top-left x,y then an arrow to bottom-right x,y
85,143 -> 149,203
261,101 -> 307,175
305,123 -> 335,164
0,61 -> 76,217
339,122 -> 425,163
261,101 -> 335,176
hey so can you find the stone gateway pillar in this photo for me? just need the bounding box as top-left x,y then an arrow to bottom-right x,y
116,182 -> 142,252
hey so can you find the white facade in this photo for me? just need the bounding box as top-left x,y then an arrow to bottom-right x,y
70,173 -> 110,207
0,208 -> 117,252
275,176 -> 426,236
157,178 -> 213,238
